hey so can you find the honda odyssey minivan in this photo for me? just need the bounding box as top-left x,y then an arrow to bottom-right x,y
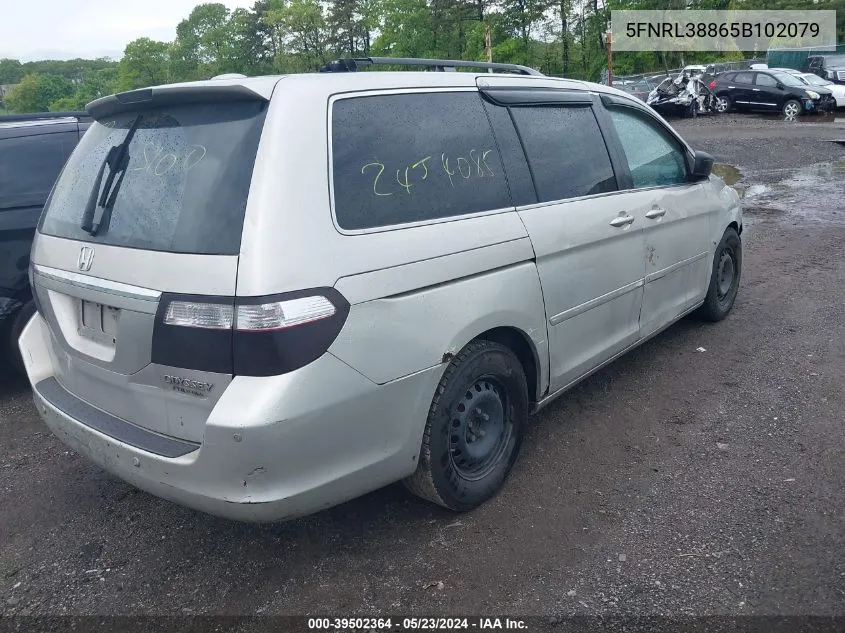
18,58 -> 743,522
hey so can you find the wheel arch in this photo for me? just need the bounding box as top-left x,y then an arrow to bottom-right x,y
471,326 -> 543,406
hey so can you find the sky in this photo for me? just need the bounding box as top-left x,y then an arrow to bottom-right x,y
0,0 -> 255,61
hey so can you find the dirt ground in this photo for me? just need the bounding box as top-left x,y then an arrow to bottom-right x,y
1,113 -> 843,624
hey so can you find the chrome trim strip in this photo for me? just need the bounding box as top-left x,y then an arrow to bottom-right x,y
549,278 -> 644,326
33,265 -> 161,302
645,251 -> 709,284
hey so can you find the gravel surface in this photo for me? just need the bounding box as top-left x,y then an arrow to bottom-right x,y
1,114 -> 844,623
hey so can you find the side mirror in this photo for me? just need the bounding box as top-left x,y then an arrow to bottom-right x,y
776,82 -> 784,90
691,150 -> 714,181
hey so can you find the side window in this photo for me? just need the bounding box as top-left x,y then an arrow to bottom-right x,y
331,92 -> 511,230
509,105 -> 616,203
733,72 -> 754,84
756,74 -> 778,87
606,108 -> 688,189
0,131 -> 74,211
721,72 -> 736,82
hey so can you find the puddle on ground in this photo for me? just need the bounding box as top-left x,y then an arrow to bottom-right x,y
719,159 -> 845,225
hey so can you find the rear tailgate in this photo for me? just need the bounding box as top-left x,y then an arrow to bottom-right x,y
30,84 -> 271,444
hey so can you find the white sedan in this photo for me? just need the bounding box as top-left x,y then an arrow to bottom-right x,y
795,72 -> 845,108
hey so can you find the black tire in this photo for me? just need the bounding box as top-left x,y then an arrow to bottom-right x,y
696,228 -> 741,322
404,339 -> 528,511
715,94 -> 732,113
7,300 -> 36,375
782,99 -> 802,118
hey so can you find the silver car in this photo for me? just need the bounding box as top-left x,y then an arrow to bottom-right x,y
18,58 -> 743,522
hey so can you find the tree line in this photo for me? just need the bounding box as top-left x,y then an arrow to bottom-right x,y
1,0 -> 843,113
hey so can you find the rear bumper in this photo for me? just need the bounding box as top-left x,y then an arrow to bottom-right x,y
21,313 -> 441,522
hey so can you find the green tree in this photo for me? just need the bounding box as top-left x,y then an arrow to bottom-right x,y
50,67 -> 119,110
5,73 -> 73,113
0,58 -> 24,84
267,0 -> 329,72
117,38 -> 171,90
172,3 -> 233,79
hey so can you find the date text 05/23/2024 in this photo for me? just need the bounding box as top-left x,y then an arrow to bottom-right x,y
307,617 -> 528,630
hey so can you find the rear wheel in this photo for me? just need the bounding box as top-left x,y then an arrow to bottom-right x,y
404,339 -> 528,511
782,99 -> 802,118
715,95 -> 731,113
696,228 -> 741,322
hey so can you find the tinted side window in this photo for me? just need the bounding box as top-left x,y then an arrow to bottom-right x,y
733,72 -> 754,84
756,73 -> 778,87
481,100 -> 536,207
331,92 -> 511,230
0,131 -> 74,211
509,106 -> 616,203
607,108 -> 687,188
720,73 -> 735,82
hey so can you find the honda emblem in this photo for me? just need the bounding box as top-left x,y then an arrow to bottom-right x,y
77,246 -> 94,272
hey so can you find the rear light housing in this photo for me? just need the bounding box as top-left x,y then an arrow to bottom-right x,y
709,80 -> 717,89
152,288 -> 350,376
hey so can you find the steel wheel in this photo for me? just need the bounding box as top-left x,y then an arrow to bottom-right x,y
716,248 -> 736,304
448,377 -> 512,481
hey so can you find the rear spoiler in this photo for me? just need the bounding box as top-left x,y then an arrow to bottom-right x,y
86,84 -> 270,120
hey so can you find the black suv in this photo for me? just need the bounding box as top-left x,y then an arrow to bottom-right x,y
711,69 -> 835,117
0,112 -> 90,372
803,55 -> 845,85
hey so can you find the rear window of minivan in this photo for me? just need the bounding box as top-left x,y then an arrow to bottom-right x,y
39,100 -> 267,255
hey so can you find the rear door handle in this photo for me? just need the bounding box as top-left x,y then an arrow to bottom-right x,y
645,208 -> 667,219
609,214 -> 636,227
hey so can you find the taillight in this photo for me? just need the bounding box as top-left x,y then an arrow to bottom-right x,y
152,288 -> 350,377
235,296 -> 336,331
709,81 -> 717,89
164,301 -> 234,329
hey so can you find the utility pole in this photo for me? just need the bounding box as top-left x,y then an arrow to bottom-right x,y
605,20 -> 613,87
485,23 -> 493,70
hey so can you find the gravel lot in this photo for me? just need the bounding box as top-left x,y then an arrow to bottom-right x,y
1,113 -> 843,625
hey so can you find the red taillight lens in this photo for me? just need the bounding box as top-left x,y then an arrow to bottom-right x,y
709,81 -> 717,89
153,289 -> 350,376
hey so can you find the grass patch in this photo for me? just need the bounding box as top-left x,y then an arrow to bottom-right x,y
712,163 -> 742,186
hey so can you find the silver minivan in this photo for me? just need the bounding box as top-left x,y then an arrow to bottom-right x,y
18,58 -> 743,522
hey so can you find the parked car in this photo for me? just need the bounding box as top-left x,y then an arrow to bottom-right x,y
794,72 -> 845,108
802,54 -> 845,85
711,69 -> 836,116
0,112 -> 90,373
618,80 -> 652,102
648,70 -> 716,117
18,57 -> 743,522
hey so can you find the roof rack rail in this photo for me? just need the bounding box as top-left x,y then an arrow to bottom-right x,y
320,56 -> 543,76
0,111 -> 91,123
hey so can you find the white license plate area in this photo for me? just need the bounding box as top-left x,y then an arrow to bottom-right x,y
79,299 -> 120,344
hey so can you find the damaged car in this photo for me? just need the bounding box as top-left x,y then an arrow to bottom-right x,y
647,69 -> 717,117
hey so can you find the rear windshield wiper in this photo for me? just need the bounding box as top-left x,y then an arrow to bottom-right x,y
81,115 -> 142,236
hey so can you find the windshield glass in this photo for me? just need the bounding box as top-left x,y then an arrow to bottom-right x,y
822,55 -> 845,67
770,72 -> 806,88
803,74 -> 831,86
39,100 -> 267,255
